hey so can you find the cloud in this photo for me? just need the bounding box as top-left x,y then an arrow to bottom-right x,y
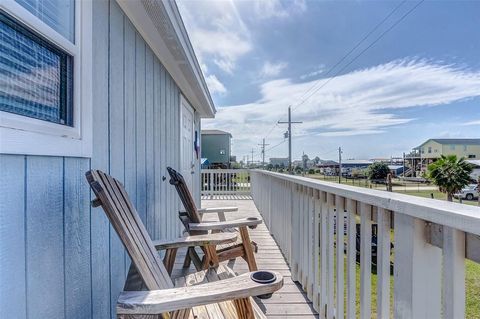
462,120 -> 480,126
203,59 -> 480,156
261,61 -> 288,77
300,65 -> 326,80
177,1 -> 251,74
205,75 -> 227,95
254,0 -> 307,20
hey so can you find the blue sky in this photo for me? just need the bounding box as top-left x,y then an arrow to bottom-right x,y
178,0 -> 480,161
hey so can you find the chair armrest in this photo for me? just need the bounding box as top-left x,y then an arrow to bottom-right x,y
117,271 -> 283,315
197,206 -> 238,214
188,217 -> 262,231
152,233 -> 237,250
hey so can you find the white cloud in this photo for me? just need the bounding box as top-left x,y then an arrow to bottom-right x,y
205,75 -> 227,95
254,0 -> 307,20
300,65 -> 326,79
462,120 -> 480,126
203,59 -> 480,157
261,61 -> 288,77
177,1 -> 251,74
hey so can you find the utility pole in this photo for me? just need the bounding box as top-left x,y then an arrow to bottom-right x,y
338,147 -> 343,183
258,138 -> 270,169
251,148 -> 255,167
402,152 -> 406,178
278,106 -> 302,174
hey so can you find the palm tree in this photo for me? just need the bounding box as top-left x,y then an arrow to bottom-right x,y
427,155 -> 473,201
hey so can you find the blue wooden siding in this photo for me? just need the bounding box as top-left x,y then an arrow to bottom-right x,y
0,1 -> 184,318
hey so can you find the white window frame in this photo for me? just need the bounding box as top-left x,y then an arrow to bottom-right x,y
0,0 -> 92,157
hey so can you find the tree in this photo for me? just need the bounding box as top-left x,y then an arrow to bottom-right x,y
367,162 -> 390,182
427,155 -> 473,201
314,156 -> 320,165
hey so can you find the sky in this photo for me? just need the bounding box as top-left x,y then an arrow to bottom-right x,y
177,0 -> 480,162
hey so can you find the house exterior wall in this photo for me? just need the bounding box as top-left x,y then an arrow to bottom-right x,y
201,134 -> 231,165
0,1 -> 187,318
420,140 -> 480,159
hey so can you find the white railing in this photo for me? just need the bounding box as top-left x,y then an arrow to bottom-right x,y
251,170 -> 480,319
201,169 -> 250,195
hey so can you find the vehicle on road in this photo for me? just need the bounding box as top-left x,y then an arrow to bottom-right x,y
454,184 -> 479,200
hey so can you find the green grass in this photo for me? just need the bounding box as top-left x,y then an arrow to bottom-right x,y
332,253 -> 480,318
311,174 -> 480,317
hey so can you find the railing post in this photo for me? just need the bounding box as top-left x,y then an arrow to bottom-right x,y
442,226 -> 465,319
209,171 -> 213,196
394,214 -> 442,319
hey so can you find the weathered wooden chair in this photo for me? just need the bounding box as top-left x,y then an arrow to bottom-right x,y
86,169 -> 283,319
167,167 -> 260,271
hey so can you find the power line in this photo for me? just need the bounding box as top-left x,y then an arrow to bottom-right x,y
292,0 -> 425,112
265,139 -> 287,153
291,0 -> 407,107
261,0 -> 412,141
258,138 -> 270,168
278,106 -> 303,174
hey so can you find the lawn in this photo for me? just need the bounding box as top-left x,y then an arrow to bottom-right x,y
307,174 -> 480,317
348,261 -> 480,318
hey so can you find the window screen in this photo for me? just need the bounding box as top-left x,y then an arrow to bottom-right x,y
15,0 -> 75,42
0,12 -> 73,126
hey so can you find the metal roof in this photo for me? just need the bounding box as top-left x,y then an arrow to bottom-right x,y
201,129 -> 232,137
417,138 -> 480,148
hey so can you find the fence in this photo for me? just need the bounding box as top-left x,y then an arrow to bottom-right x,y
201,169 -> 250,196
251,169 -> 480,319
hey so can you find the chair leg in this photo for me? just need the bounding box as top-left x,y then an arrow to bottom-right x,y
207,245 -> 220,268
182,248 -> 192,268
239,226 -> 258,271
163,248 -> 178,275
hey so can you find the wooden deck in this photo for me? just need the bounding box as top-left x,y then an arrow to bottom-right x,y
172,198 -> 318,319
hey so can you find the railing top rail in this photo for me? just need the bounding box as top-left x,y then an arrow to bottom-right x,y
202,169 -> 250,173
252,169 -> 480,236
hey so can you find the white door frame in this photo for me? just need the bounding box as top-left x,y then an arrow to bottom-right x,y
180,95 -> 195,193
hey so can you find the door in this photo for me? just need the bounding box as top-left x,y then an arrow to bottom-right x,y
180,96 -> 195,194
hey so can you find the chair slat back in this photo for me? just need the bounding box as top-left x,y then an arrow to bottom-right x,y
86,170 -> 174,290
167,167 -> 202,224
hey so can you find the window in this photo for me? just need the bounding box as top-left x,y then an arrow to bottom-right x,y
428,146 -> 432,153
0,0 -> 92,157
0,12 -> 73,125
464,145 -> 468,152
15,0 -> 75,42
468,155 -> 476,159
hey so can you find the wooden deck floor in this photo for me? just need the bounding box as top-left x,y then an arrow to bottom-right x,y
172,198 -> 318,319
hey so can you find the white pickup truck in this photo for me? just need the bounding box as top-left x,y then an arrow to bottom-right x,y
454,184 -> 479,200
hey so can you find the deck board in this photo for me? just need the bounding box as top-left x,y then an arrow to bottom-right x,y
172,199 -> 319,319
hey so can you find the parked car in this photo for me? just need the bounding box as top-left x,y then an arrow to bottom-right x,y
454,184 -> 479,200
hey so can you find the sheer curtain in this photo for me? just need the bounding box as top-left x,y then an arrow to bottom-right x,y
16,0 -> 75,42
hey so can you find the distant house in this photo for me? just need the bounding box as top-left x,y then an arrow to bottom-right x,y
409,138 -> 480,174
269,158 -> 289,168
416,139 -> 480,159
201,129 -> 232,168
388,165 -> 405,177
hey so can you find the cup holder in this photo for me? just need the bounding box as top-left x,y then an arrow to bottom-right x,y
247,217 -> 259,229
251,271 -> 277,299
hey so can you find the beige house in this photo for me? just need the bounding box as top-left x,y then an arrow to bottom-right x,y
416,139 -> 480,159
407,139 -> 480,175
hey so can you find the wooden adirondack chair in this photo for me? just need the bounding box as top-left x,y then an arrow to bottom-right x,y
167,167 -> 260,272
86,169 -> 283,319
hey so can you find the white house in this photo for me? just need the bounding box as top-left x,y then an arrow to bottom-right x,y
0,1 -> 214,318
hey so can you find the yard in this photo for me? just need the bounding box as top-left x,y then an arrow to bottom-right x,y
307,173 -> 480,317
